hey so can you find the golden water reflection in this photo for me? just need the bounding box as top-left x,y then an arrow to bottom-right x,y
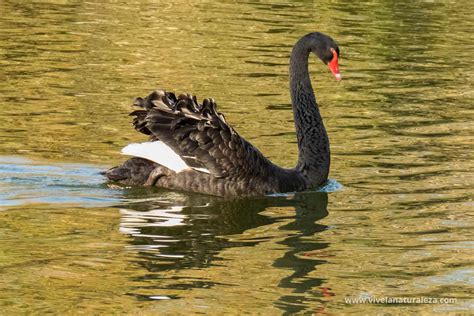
0,0 -> 473,314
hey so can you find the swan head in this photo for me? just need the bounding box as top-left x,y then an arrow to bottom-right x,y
307,32 -> 342,81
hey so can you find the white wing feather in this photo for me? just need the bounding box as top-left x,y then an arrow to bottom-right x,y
121,141 -> 189,172
121,141 -> 210,174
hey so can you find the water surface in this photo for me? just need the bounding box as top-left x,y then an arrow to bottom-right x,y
0,0 -> 473,314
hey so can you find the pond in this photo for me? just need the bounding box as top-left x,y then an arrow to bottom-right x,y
0,1 -> 472,314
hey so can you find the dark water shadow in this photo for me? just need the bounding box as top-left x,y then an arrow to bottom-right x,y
273,193 -> 331,314
117,189 -> 330,312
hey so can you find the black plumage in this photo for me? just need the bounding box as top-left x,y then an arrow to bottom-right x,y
104,32 -> 341,197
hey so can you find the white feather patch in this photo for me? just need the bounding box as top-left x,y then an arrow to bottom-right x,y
121,141 -> 189,172
192,167 -> 211,174
121,141 -> 210,174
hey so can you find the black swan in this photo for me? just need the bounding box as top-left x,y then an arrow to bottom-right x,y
104,32 -> 341,197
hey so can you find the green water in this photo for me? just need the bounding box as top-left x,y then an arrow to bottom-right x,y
1,1 -> 473,314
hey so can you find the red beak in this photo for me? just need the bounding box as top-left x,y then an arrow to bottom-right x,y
328,48 -> 341,81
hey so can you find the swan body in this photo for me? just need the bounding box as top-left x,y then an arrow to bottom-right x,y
104,32 -> 341,197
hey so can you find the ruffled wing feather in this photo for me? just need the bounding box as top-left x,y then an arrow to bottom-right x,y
131,89 -> 276,180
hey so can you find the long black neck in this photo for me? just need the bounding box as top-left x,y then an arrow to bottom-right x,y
289,35 -> 330,186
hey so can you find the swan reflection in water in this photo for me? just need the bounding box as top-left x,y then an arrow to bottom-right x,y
117,189 -> 332,311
